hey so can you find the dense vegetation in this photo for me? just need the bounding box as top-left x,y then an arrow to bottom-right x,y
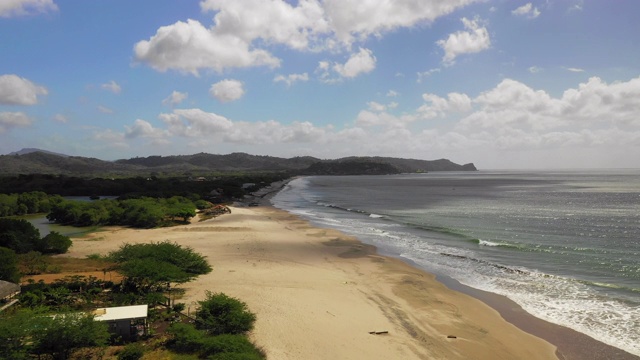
0,308 -> 110,360
167,292 -> 262,359
0,218 -> 72,255
1,242 -> 264,360
0,191 -> 61,217
47,196 -> 198,228
107,241 -> 213,293
0,172 -> 289,199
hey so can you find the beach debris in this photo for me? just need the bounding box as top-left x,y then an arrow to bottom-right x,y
447,335 -> 457,339
326,311 -> 336,317
369,331 -> 389,335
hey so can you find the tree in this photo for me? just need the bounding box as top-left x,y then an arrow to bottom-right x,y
0,308 -> 41,360
0,218 -> 41,253
39,231 -> 72,254
195,292 -> 256,335
108,241 -> 212,292
31,312 -> 109,360
0,247 -> 20,283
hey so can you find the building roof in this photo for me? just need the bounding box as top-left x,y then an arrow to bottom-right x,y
93,304 -> 148,321
0,280 -> 20,299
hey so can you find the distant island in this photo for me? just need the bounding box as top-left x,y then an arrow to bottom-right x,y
0,148 -> 477,176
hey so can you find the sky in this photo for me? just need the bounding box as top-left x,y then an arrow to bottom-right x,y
1,0 -> 639,169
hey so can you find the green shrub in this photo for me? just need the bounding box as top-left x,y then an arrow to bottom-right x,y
195,292 -> 256,336
201,334 -> 264,358
117,343 -> 144,360
173,302 -> 186,313
167,323 -> 206,353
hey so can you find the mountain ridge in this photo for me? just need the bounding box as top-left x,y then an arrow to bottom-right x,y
0,148 -> 477,175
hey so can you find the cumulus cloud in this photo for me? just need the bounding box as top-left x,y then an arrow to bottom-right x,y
274,73 -> 309,87
162,91 -> 188,106
458,76 -> 640,136
437,17 -> 490,65
134,0 -> 478,74
333,48 -> 376,78
512,3 -> 541,19
133,19 -> 280,75
0,0 -> 57,18
323,0 -> 480,46
0,74 -> 48,105
0,111 -> 33,133
318,48 -> 376,83
209,79 -> 245,103
124,119 -> 168,140
101,80 -> 121,94
418,92 -> 472,119
96,76 -> 640,169
367,101 -> 386,112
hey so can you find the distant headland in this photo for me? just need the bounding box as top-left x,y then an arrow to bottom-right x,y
0,148 -> 477,176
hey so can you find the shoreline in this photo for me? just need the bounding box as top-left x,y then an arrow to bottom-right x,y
261,180 -> 639,360
262,200 -> 638,360
62,202 -> 636,359
66,205 -> 555,359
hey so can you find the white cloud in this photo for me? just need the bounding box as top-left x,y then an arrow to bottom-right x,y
417,68 -> 441,83
274,73 -> 309,87
162,91 -> 188,106
323,0 -> 480,46
209,79 -> 245,103
53,114 -> 68,123
133,19 -> 281,75
101,80 -> 121,94
201,0 -> 329,50
318,48 -> 376,82
97,105 -> 114,114
437,17 -> 490,65
0,74 -> 48,105
95,76 -> 640,169
512,3 -> 541,19
0,111 -> 33,133
160,108 -> 234,137
355,110 -> 415,128
124,119 -> 168,139
564,67 -> 585,72
386,90 -> 399,97
135,0 -> 479,74
528,66 -> 542,73
333,48 -> 376,78
418,92 -> 472,119
367,101 -> 386,112
0,0 -> 57,18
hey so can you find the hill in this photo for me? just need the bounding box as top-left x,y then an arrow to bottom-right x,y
0,149 -> 476,176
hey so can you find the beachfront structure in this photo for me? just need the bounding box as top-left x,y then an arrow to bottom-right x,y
0,280 -> 20,301
93,304 -> 148,341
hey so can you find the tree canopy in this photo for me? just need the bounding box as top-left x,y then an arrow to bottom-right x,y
0,218 -> 71,255
107,241 -> 212,292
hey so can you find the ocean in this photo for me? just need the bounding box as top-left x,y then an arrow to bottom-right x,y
270,170 -> 640,356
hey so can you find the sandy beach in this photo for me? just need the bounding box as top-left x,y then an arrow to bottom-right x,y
60,204 -> 563,360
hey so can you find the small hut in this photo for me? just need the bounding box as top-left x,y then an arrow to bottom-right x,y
0,280 -> 20,301
93,304 -> 149,341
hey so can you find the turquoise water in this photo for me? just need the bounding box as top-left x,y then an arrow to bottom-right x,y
271,170 -> 640,356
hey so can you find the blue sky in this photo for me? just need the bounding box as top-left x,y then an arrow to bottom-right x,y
1,0 -> 639,169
